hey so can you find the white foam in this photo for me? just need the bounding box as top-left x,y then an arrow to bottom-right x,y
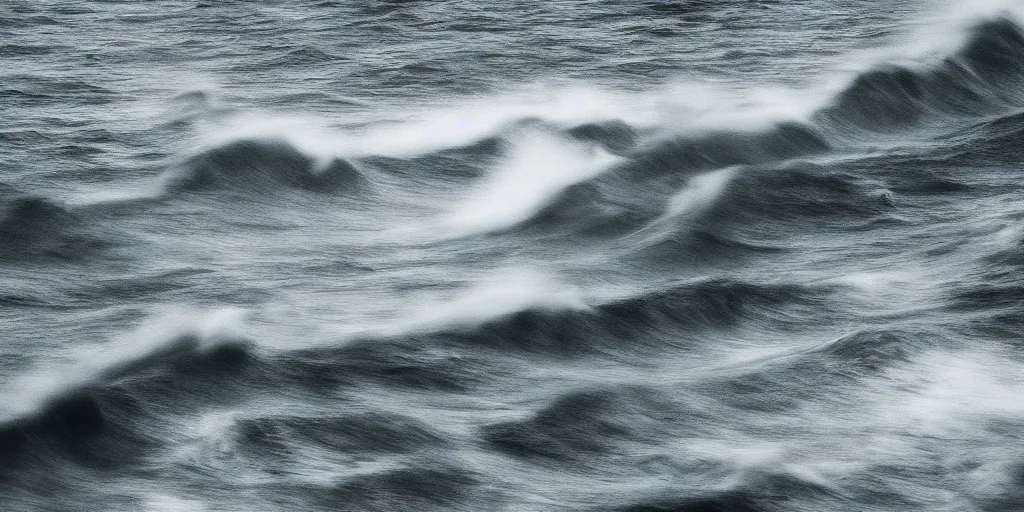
929,0 -> 1024,23
778,345 -> 1024,494
827,268 -> 941,312
656,3 -> 1024,140
665,168 -> 737,219
631,167 -> 736,245
194,85 -> 656,163
442,129 -> 622,235
185,5 -> 1024,171
387,267 -> 589,335
71,188 -> 159,205
145,494 -> 209,512
658,82 -> 823,135
875,348 -> 1024,435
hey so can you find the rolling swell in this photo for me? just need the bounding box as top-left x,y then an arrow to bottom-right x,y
0,184 -> 106,262
481,385 -> 688,461
932,110 -> 1024,166
0,321 -> 255,470
109,18 -> 1024,244
0,385 -> 153,471
704,328 -> 932,413
483,18 -> 1024,238
511,123 -> 831,237
630,159 -> 902,265
287,279 -> 835,384
700,162 -> 899,230
162,139 -> 367,196
452,278 -> 832,354
566,120 -> 639,154
816,18 -> 1024,132
177,408 -> 459,501
629,123 -> 831,180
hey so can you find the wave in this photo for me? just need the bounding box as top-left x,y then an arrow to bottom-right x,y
703,161 -> 899,228
566,119 -> 639,153
481,385 -> 682,461
454,277 -> 826,354
116,18 -> 1024,241
433,18 -> 1024,238
608,491 -> 762,512
254,277 -> 839,418
547,122 -> 833,232
0,310 -> 255,466
930,109 -> 1024,167
394,268 -> 590,334
442,127 -> 622,235
288,278 -> 834,383
631,230 -> 790,272
0,44 -> 55,56
632,122 -> 831,179
815,17 -> 1024,133
161,138 -> 367,195
660,167 -> 736,221
514,152 -> 898,246
704,328 -> 935,413
460,121 -> 834,237
628,167 -> 738,246
607,467 -> 840,512
0,76 -> 118,106
20,138 -> 371,213
811,329 -> 916,372
0,184 -> 109,262
196,86 -> 656,164
172,408 -> 456,497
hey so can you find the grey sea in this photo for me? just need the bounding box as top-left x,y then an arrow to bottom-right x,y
3,1 -> 1024,511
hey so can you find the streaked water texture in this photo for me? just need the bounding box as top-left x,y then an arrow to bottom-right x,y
3,1 -> 1024,511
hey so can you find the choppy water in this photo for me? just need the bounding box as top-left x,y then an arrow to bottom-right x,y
3,1 -> 1024,511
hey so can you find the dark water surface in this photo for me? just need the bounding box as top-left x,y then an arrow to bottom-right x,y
3,1 -> 1024,511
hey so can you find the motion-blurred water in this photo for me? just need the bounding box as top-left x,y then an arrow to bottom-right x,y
3,1 -> 1024,511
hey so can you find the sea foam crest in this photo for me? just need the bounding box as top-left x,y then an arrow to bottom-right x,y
443,128 -> 622,235
0,308 -> 252,426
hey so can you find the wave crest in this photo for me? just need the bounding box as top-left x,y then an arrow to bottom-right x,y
163,138 -> 366,195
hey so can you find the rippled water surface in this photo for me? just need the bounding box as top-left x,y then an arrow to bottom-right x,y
3,1 -> 1024,511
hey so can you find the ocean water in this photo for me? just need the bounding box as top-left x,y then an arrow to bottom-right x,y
3,1 -> 1024,510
